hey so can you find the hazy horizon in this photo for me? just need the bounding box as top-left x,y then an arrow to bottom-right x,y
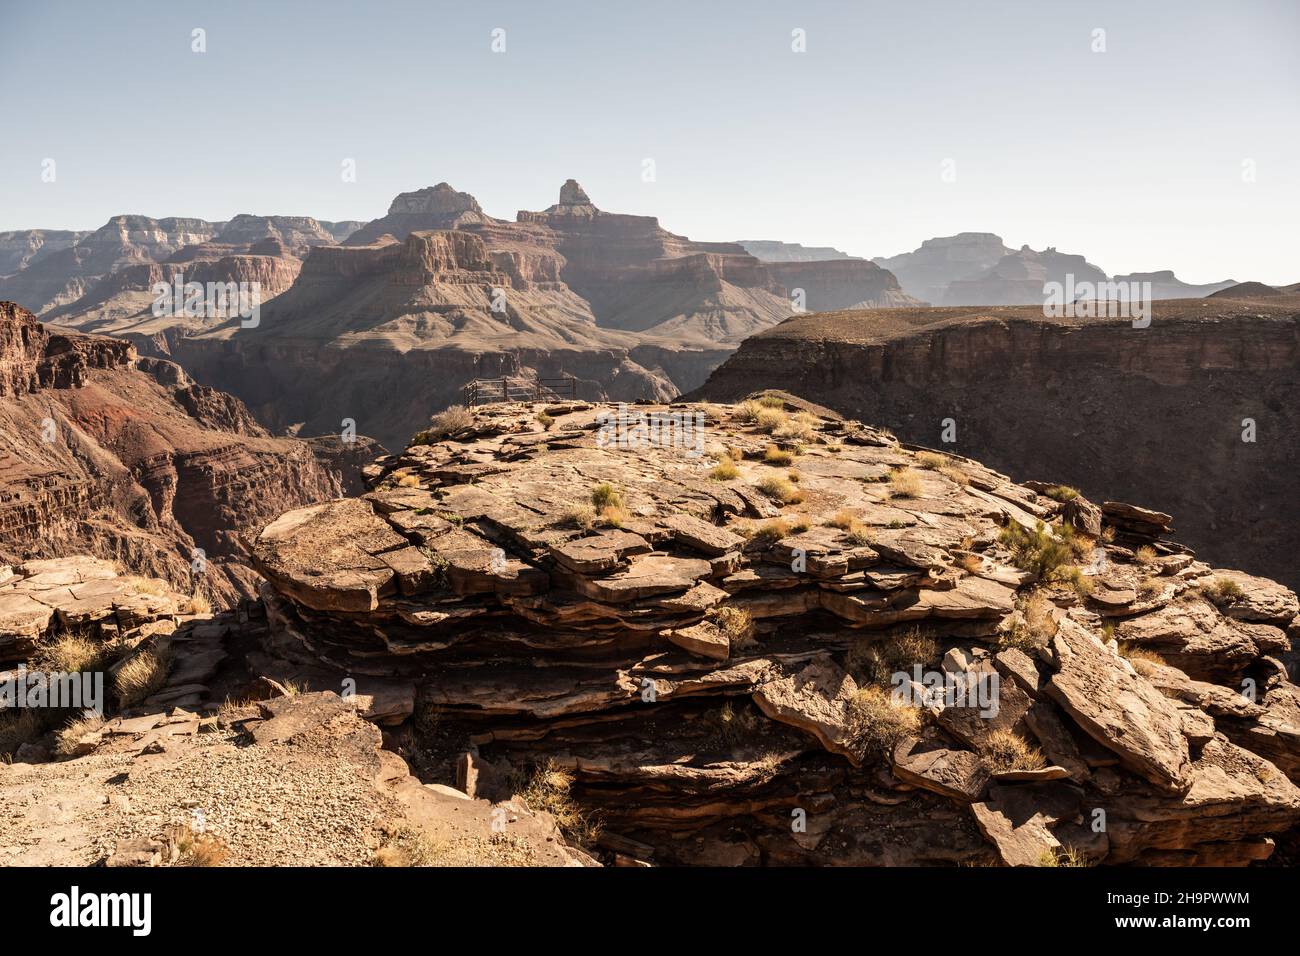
1,0 -> 1296,284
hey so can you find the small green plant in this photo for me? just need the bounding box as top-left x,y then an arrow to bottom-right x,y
590,482 -> 622,510
998,521 -> 1074,578
1202,576 -> 1243,603
1043,485 -> 1080,502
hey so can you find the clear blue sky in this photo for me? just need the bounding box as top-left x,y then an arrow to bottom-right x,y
1,0 -> 1296,283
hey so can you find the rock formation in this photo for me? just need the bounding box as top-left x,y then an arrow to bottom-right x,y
240,398 -> 1300,865
157,181 -> 916,450
0,302 -> 381,606
0,557 -> 585,866
688,298 -> 1300,594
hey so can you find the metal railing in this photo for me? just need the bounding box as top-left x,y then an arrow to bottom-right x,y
462,375 -> 577,407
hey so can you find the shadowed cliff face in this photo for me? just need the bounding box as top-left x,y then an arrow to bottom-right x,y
688,297 -> 1300,591
0,302 -> 381,606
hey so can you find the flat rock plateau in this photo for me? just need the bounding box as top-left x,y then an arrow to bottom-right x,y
8,397 -> 1295,867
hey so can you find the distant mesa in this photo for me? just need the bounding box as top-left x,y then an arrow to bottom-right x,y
1207,280 -> 1284,299
873,233 -> 1237,305
740,240 -> 861,262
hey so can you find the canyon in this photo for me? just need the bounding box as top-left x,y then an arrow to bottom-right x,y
144,181 -> 916,450
0,302 -> 378,607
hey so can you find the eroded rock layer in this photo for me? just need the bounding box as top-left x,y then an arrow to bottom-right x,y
250,399 -> 1300,866
0,302 -> 381,606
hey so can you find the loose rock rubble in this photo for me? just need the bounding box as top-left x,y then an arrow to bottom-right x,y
245,399 -> 1300,866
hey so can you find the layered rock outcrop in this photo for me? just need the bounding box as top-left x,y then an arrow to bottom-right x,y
0,302 -> 380,606
247,399 -> 1300,866
688,298 -> 1300,593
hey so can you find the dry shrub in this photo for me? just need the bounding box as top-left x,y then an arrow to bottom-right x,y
754,408 -> 788,433
750,518 -> 792,544
1134,545 -> 1158,565
1037,846 -> 1093,867
757,396 -> 786,409
598,504 -> 629,528
709,458 -> 739,481
115,639 -> 174,708
826,508 -> 871,546
590,482 -> 622,510
774,411 -> 817,442
396,473 -> 421,488
130,577 -> 170,596
998,520 -> 1074,578
706,701 -> 766,749
888,468 -> 923,498
184,591 -> 212,616
848,686 -> 922,754
427,405 -> 473,439
756,475 -> 804,505
958,553 -> 983,574
846,627 -> 940,686
763,444 -> 795,466
54,711 -> 105,758
562,503 -> 596,531
1043,485 -> 1080,502
736,400 -> 763,423
372,827 -> 440,867
979,729 -> 1047,773
711,606 -> 755,648
535,411 -> 554,428
36,633 -> 103,673
916,451 -> 947,470
521,759 -> 601,848
1118,642 -> 1167,670
1000,591 -> 1057,651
